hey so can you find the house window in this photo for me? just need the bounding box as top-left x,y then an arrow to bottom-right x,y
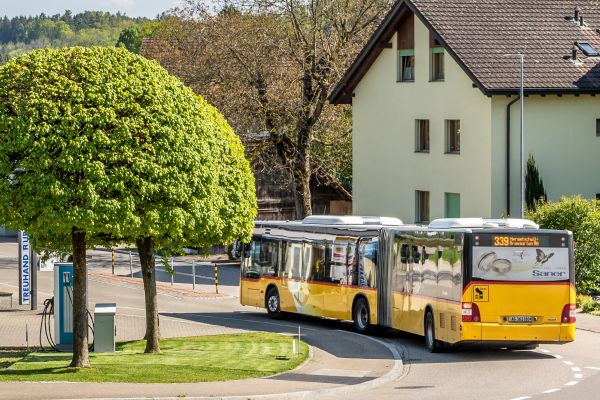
415,190 -> 430,223
596,119 -> 600,136
430,34 -> 445,81
398,50 -> 415,82
445,120 -> 460,153
415,119 -> 430,152
397,13 -> 414,82
431,48 -> 445,81
445,193 -> 460,218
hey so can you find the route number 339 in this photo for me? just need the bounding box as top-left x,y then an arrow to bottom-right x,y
493,236 -> 510,247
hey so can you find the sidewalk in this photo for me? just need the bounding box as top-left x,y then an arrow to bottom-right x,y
575,311 -> 600,334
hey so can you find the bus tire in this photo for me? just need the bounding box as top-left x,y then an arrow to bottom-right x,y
353,297 -> 370,334
266,287 -> 283,319
425,311 -> 440,353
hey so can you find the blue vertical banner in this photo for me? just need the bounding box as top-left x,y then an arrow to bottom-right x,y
18,230 -> 30,305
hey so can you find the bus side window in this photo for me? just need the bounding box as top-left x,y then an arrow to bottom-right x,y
329,242 -> 349,283
358,240 -> 377,288
242,241 -> 261,279
284,242 -> 303,280
307,242 -> 327,282
260,240 -> 279,277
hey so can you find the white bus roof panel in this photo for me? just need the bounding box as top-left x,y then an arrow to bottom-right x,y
428,218 -> 539,229
302,215 -> 403,226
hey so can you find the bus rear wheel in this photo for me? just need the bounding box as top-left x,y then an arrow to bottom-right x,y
425,311 -> 440,353
353,297 -> 370,333
266,287 -> 282,319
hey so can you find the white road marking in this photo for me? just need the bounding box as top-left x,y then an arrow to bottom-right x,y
511,397 -> 531,400
572,367 -> 581,372
574,373 -> 583,379
586,367 -> 600,370
538,348 -> 550,353
543,389 -> 561,394
310,368 -> 370,378
563,361 -> 574,365
565,381 -> 578,386
553,354 -> 564,359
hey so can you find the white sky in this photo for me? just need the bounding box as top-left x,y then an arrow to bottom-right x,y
0,0 -> 185,19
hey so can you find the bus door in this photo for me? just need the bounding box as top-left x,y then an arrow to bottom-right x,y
392,237 -> 410,331
303,241 -> 326,316
281,241 -> 304,313
351,238 -> 379,323
323,240 -> 354,320
240,239 -> 264,307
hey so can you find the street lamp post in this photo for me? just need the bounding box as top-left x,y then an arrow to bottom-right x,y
505,53 -> 525,218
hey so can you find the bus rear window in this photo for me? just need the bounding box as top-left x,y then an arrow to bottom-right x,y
472,233 -> 569,282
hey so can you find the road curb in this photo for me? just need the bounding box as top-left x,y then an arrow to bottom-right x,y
56,331 -> 404,400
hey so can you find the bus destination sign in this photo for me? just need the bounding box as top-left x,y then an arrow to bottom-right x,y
474,233 -> 565,248
492,236 -> 540,247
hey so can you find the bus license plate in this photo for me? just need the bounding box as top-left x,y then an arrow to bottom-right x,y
507,316 -> 534,323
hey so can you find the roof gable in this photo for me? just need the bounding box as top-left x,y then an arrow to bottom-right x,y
330,0 -> 600,104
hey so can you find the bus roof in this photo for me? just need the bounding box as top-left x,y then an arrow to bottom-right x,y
428,218 -> 540,229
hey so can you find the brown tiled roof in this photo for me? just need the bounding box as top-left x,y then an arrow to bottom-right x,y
330,0 -> 600,104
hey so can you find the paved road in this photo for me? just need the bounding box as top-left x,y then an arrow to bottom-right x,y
1,241 -> 600,399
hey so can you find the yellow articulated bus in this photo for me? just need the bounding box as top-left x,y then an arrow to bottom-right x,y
239,216 -> 576,352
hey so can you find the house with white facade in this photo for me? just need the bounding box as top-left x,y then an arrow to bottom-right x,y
330,0 -> 600,223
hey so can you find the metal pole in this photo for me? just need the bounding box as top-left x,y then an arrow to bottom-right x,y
214,264 -> 218,294
170,257 -> 174,286
520,54 -> 525,218
129,251 -> 133,278
192,260 -> 196,290
30,251 -> 37,310
111,248 -> 115,275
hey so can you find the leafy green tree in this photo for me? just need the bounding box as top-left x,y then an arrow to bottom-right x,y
527,196 -> 600,294
525,154 -> 547,210
131,95 -> 256,353
0,46 -> 256,363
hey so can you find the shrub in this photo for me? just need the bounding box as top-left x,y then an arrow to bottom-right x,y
527,196 -> 600,294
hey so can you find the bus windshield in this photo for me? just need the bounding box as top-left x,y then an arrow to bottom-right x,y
471,233 -> 570,282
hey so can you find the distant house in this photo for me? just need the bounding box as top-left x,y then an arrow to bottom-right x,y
243,134 -> 352,220
330,0 -> 600,223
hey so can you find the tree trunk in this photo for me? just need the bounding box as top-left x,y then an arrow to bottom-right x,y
136,236 -> 160,353
293,169 -> 312,219
69,228 -> 90,368
293,110 -> 313,218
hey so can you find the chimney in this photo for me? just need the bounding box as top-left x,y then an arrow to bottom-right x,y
580,15 -> 584,27
572,44 -> 578,61
575,6 -> 580,22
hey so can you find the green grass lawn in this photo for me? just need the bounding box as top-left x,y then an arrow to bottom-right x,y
0,333 -> 308,383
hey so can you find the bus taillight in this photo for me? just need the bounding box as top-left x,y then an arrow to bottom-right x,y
561,304 -> 576,323
462,302 -> 481,322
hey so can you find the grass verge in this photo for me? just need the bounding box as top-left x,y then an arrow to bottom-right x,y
0,332 -> 308,383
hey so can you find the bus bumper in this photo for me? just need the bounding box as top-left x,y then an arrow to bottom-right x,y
461,322 -> 575,342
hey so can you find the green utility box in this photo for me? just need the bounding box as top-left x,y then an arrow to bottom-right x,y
94,303 -> 116,352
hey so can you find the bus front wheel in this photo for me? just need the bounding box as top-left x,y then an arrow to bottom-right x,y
266,287 -> 282,319
353,297 -> 370,333
425,311 -> 440,353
